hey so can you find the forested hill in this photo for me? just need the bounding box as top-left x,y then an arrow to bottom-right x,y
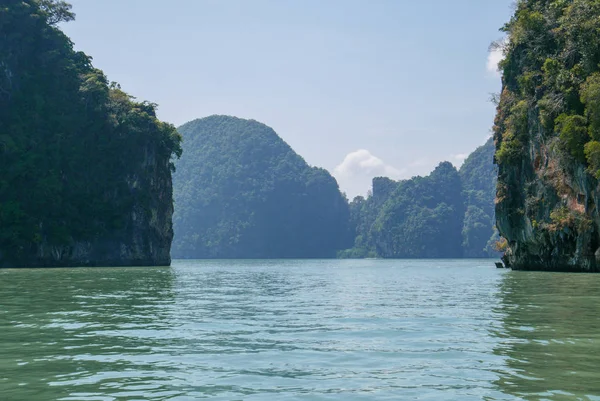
340,163 -> 465,258
460,138 -> 499,257
340,138 -> 499,259
0,1 -> 182,267
172,115 -> 351,258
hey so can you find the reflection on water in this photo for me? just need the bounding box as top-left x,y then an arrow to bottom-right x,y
1,260 -> 600,400
494,271 -> 600,400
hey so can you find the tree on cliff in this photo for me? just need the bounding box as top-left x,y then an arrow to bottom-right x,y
494,0 -> 600,270
172,115 -> 351,258
0,0 -> 181,267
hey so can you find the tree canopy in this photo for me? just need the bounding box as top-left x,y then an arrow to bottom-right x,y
0,0 -> 181,267
339,139 -> 499,259
496,0 -> 600,173
172,115 -> 351,259
460,138 -> 500,257
493,0 -> 600,270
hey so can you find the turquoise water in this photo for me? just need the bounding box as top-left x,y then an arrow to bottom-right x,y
1,259 -> 600,400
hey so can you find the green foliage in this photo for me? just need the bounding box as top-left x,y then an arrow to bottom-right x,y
340,139 -> 499,259
371,163 -> 465,258
509,100 -> 530,139
172,115 -> 350,258
462,206 -> 493,253
339,177 -> 398,257
581,72 -> 600,140
459,138 -> 500,257
496,134 -> 524,165
556,113 -> 589,161
460,138 -> 497,212
337,247 -> 377,259
548,206 -> 592,232
0,1 -> 181,266
36,0 -> 75,25
341,162 -> 468,258
496,0 -> 600,173
578,73 -> 600,176
584,141 -> 600,178
493,0 -> 600,267
495,99 -> 530,165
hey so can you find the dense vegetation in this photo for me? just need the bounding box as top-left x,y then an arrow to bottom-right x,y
0,1 -> 181,267
172,115 -> 351,258
495,0 -> 600,172
494,0 -> 600,270
0,1 -> 500,264
460,138 -> 499,257
340,139 -> 498,259
371,162 -> 465,258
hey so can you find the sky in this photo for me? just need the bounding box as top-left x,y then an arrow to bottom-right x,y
61,0 -> 513,198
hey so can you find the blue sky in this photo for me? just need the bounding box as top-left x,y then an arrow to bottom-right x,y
61,0 -> 513,197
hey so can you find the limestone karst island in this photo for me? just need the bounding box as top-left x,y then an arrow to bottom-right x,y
2,1 -> 600,400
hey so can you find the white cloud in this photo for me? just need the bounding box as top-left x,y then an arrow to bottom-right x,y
487,37 -> 508,77
451,153 -> 468,167
333,149 -> 406,198
333,148 -> 485,198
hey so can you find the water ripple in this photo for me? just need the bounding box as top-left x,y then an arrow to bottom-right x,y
1,260 -> 600,400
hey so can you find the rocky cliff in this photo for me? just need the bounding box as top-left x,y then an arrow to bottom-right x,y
494,0 -> 600,271
30,143 -> 176,268
0,1 -> 181,267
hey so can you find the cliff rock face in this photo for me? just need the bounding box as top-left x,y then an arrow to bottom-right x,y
496,122 -> 599,271
32,144 -> 176,268
496,120 -> 599,271
0,1 -> 181,267
494,0 -> 600,271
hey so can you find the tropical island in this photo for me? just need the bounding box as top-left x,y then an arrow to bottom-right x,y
172,115 -> 499,260
494,0 -> 600,271
172,115 -> 351,259
7,0 -> 600,272
1,0 -> 500,267
5,2 -> 600,401
0,0 -> 181,267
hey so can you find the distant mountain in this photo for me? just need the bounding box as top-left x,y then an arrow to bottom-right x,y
172,115 -> 351,258
172,115 -> 497,260
340,162 -> 466,258
459,138 -> 499,257
340,139 -> 499,259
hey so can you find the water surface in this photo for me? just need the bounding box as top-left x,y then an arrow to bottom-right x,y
1,259 -> 600,400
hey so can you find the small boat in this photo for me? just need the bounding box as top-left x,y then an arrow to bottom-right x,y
495,262 -> 505,269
